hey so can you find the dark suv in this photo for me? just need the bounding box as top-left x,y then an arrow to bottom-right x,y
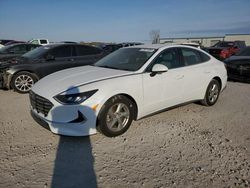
206,41 -> 246,60
1,43 -> 104,93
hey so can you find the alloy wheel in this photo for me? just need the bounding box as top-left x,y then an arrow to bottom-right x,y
106,103 -> 130,132
208,83 -> 219,103
14,74 -> 34,92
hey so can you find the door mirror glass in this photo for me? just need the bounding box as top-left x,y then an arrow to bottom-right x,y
152,64 -> 168,73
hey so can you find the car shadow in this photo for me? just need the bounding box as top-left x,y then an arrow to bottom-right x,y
49,86 -> 97,188
51,136 -> 97,188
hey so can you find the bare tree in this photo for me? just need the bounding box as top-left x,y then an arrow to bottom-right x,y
150,30 -> 160,44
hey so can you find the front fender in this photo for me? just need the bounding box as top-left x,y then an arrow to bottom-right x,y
82,74 -> 144,120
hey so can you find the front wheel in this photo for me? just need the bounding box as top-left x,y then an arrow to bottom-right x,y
201,79 -> 221,106
97,95 -> 135,137
11,71 -> 38,94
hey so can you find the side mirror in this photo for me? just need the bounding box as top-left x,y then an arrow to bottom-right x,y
152,64 -> 168,72
150,64 -> 168,76
46,54 -> 55,61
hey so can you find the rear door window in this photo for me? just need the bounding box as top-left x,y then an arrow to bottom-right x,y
199,51 -> 210,62
50,46 -> 72,58
180,48 -> 203,66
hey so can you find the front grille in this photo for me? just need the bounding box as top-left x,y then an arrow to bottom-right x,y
29,91 -> 53,117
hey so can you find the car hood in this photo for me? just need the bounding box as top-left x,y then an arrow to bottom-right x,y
32,65 -> 133,98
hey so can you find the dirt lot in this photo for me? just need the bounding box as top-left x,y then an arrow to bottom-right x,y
0,82 -> 250,188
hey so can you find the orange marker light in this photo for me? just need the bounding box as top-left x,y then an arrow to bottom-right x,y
92,104 -> 99,111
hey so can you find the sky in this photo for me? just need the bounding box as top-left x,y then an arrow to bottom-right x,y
0,0 -> 250,43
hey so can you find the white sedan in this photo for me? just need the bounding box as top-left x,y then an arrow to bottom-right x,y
30,44 -> 227,137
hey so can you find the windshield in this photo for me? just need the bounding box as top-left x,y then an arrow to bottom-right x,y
22,46 -> 50,59
213,41 -> 234,48
236,47 -> 250,56
94,48 -> 156,71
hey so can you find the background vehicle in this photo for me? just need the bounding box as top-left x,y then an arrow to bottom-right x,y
4,41 -> 25,46
101,44 -> 123,53
29,39 -> 49,45
120,42 -> 143,47
181,42 -> 201,48
0,39 -> 14,45
29,44 -> 227,137
1,43 -> 104,93
60,41 -> 77,44
0,43 -> 41,63
224,46 -> 250,82
0,44 -> 4,49
206,41 -> 246,60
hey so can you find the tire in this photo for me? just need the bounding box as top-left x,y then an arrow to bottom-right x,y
97,95 -> 135,137
11,71 -> 38,94
201,79 -> 221,106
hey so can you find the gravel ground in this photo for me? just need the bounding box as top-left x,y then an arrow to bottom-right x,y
0,82 -> 250,188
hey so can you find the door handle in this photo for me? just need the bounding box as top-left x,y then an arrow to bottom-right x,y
176,75 -> 184,79
68,58 -> 75,61
204,71 -> 210,74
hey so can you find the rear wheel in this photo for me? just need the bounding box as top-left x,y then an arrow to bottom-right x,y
97,95 -> 135,137
201,79 -> 221,106
11,71 -> 38,94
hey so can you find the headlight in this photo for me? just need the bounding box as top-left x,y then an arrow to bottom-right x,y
54,89 -> 98,105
